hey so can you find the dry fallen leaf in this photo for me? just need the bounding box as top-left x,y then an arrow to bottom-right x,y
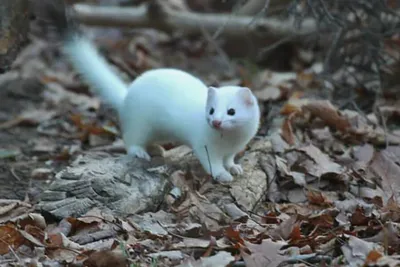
84,250 -> 127,267
169,170 -> 228,231
0,225 -> 26,255
0,200 -> 34,225
301,100 -> 351,132
281,114 -> 296,145
269,215 -> 298,240
306,190 -> 332,207
369,148 -> 400,203
241,239 -> 289,267
0,109 -> 57,129
297,144 -> 344,177
178,251 -> 235,267
341,235 -> 384,267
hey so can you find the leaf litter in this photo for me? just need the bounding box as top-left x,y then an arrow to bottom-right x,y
1,0 -> 400,266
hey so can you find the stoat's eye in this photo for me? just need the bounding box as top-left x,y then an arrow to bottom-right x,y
227,108 -> 235,116
209,108 -> 215,115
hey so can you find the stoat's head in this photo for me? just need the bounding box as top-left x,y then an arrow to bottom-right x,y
205,86 -> 259,131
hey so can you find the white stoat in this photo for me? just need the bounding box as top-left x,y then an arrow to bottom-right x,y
45,2 -> 260,182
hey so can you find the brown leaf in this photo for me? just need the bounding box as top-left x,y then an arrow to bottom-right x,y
0,109 -> 57,129
68,216 -> 100,230
0,225 -> 26,255
46,233 -> 84,263
308,213 -> 334,229
261,211 -> 280,224
84,250 -> 127,267
79,208 -> 115,224
275,156 -> 306,186
350,207 -> 369,226
269,215 -> 297,240
280,98 -> 309,115
290,224 -> 302,241
306,191 -> 332,207
302,100 -> 351,132
70,114 -> 114,142
365,250 -> 383,265
225,225 -> 244,245
369,148 -> 400,202
16,213 -> 47,230
281,114 -> 296,145
178,251 -> 235,267
341,235 -> 383,267
296,71 -> 315,88
363,222 -> 400,247
24,224 -> 46,244
19,229 -> 45,247
46,233 -> 64,249
241,239 -> 289,267
169,171 -> 227,231
297,144 -> 344,177
0,200 -> 34,225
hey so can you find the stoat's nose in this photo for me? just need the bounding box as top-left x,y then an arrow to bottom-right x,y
212,120 -> 222,129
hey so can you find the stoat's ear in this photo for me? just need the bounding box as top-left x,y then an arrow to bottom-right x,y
237,87 -> 254,106
207,86 -> 217,100
208,86 -> 217,94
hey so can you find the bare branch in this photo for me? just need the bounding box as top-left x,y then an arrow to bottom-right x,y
237,0 -> 268,16
72,2 -> 318,39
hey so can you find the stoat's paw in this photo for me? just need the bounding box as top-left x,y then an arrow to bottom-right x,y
128,146 -> 151,161
215,170 -> 233,183
228,164 -> 243,175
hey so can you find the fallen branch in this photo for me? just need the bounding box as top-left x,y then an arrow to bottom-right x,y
237,0 -> 269,16
72,2 -> 318,39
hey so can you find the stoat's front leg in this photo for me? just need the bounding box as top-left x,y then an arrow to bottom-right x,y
194,147 -> 233,182
224,154 -> 243,175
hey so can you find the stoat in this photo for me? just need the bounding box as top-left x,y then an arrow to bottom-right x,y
36,0 -> 260,182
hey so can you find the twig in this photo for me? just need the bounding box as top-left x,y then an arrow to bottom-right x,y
211,0 -> 247,40
72,3 -> 318,40
204,145 -> 213,177
323,26 -> 344,74
199,25 -> 235,76
257,34 -> 297,58
0,236 -> 23,266
248,0 -> 271,26
237,0 -> 268,16
10,167 -> 21,181
377,106 -> 389,148
286,253 -> 332,264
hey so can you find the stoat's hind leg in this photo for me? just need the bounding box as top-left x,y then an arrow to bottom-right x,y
127,145 -> 151,160
146,144 -> 165,157
122,121 -> 151,160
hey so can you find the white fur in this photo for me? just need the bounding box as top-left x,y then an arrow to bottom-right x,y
62,36 -> 260,182
63,38 -> 128,109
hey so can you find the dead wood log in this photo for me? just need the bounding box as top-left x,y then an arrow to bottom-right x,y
36,139 -> 271,223
72,2 -> 317,40
36,152 -> 171,219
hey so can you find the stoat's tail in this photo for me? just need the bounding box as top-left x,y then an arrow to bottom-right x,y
62,38 -> 128,109
34,0 -> 128,110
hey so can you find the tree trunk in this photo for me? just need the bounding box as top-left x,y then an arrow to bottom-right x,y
0,0 -> 30,74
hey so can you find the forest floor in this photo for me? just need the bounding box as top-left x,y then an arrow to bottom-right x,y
1,1 -> 400,267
